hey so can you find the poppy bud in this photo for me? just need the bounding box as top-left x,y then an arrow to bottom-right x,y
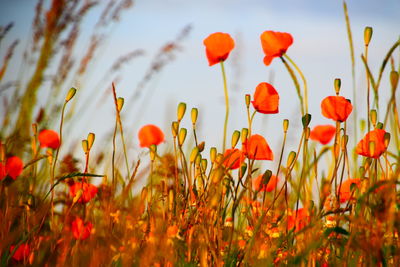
87,132 -> 95,150
210,147 -> 217,163
384,132 -> 391,148
245,94 -> 251,108
390,71 -> 399,91
82,140 -> 89,154
197,141 -> 205,152
191,108 -> 198,125
370,109 -> 377,127
171,121 -> 179,137
360,119 -> 366,133
201,158 -> 208,171
302,114 -> 312,129
262,170 -> 272,187
178,128 -> 187,146
283,119 -> 289,133
334,78 -> 341,95
117,97 -> 124,112
364,26 -> 373,46
190,147 -> 199,163
66,87 -> 77,102
195,154 -> 202,166
177,102 -> 186,122
241,128 -> 249,143
239,163 -> 247,179
376,122 -> 383,129
231,130 -> 240,148
287,151 -> 296,168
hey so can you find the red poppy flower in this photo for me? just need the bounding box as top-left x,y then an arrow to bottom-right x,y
203,32 -> 235,66
321,96 -> 353,122
6,156 -> 24,180
260,31 -> 293,66
309,125 -> 336,145
38,129 -> 60,149
251,82 -> 279,114
138,124 -> 165,148
243,134 -> 273,160
9,243 -> 30,262
222,148 -> 245,169
287,208 -> 310,232
356,129 -> 388,158
69,182 -> 98,203
253,174 -> 278,192
338,178 -> 361,203
71,217 -> 93,240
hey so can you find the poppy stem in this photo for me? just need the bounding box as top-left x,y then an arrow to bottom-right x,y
283,54 -> 308,115
220,61 -> 229,152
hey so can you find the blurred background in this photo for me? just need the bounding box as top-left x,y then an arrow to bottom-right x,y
1,0 -> 399,173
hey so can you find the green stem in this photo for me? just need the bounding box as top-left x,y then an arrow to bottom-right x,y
220,61 -> 229,152
281,56 -> 305,116
283,54 -> 308,114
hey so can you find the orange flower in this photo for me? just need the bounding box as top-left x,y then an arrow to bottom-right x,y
0,156 -> 24,180
222,148 -> 244,169
138,124 -> 165,148
321,96 -> 353,122
9,243 -> 30,262
260,31 -> 293,66
203,32 -> 235,66
309,125 -> 336,145
71,217 -> 93,240
251,82 -> 279,114
338,178 -> 361,203
243,134 -> 273,160
38,129 -> 60,149
69,182 -> 98,203
356,129 -> 388,158
287,208 -> 310,232
253,174 -> 278,192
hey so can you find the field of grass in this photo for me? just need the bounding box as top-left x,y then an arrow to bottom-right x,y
1,1 -> 399,266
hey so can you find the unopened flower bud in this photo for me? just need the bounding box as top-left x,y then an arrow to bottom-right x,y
66,87 -> 77,102
231,130 -> 240,148
191,108 -> 198,125
177,102 -> 186,122
178,128 -> 187,146
364,26 -> 373,46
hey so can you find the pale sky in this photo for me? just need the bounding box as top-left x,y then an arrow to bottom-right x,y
1,0 -> 399,173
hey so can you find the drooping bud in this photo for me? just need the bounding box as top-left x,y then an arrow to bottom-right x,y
201,158 -> 208,171
177,102 -> 187,122
364,26 -> 373,46
65,87 -> 77,102
231,130 -> 240,148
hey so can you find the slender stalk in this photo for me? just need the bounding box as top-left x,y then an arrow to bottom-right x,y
281,56 -> 305,116
220,61 -> 229,152
283,54 -> 308,114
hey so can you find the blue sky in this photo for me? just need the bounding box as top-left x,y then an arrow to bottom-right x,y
0,0 -> 399,171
